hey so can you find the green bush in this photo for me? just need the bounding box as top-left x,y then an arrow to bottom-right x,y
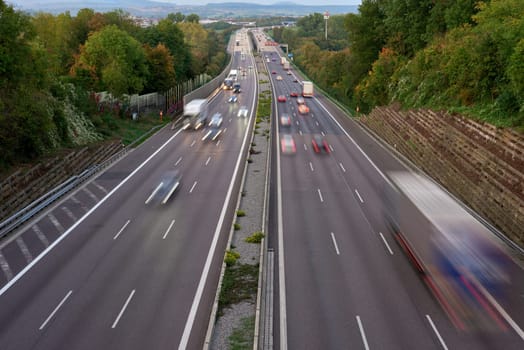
224,250 -> 240,266
245,231 -> 264,243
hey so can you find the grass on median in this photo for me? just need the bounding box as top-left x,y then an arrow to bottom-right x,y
218,262 -> 259,316
229,315 -> 255,350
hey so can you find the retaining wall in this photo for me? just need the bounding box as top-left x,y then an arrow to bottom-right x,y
361,106 -> 524,248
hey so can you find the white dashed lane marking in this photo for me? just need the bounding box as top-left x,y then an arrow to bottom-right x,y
0,252 -> 13,281
83,188 -> 99,203
16,237 -> 33,263
61,206 -> 77,222
32,224 -> 50,248
48,213 -> 65,233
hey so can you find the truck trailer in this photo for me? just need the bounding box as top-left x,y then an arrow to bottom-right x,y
384,171 -> 512,332
302,81 -> 313,97
182,99 -> 208,130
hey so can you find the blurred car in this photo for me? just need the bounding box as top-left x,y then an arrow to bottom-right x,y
280,134 -> 296,154
312,134 -> 330,153
228,95 -> 238,103
233,83 -> 241,93
271,71 -> 277,74
277,95 -> 287,103
298,104 -> 310,114
209,113 -> 223,127
296,97 -> 305,104
202,113 -> 223,141
293,78 -> 299,83
272,57 -> 276,61
280,113 -> 292,127
238,106 -> 249,118
276,75 -> 283,81
290,91 -> 299,97
287,71 -> 292,75
146,170 -> 181,205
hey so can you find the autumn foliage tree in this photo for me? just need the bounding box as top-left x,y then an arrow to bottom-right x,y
71,25 -> 148,97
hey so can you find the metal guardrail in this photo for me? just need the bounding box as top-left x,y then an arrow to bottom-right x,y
0,141 -> 132,240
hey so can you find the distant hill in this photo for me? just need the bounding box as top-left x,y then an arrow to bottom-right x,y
9,1 -> 358,17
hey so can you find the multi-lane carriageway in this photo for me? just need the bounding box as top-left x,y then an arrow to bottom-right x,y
0,28 -> 523,350
260,29 -> 524,350
0,30 -> 258,349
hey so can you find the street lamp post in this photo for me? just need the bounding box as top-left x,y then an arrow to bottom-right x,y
324,11 -> 330,40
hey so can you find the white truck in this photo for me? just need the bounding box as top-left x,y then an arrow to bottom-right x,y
182,99 -> 208,130
281,56 -> 286,65
384,171 -> 512,332
283,60 -> 290,70
302,81 -> 313,97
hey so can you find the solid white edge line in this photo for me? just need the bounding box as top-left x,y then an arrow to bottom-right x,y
145,182 -> 164,204
425,315 -> 448,350
355,189 -> 364,203
111,289 -> 136,329
314,97 -> 389,182
162,220 -> 175,240
113,219 -> 131,240
0,128 -> 184,298
476,281 -> 524,340
356,315 -> 370,350
177,85 -> 255,349
330,232 -> 340,255
379,232 -> 394,255
273,75 -> 289,350
189,181 -> 198,193
39,290 -> 73,330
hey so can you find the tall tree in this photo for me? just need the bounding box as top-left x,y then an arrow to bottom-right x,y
139,18 -> 193,82
143,43 -> 176,93
72,25 -> 148,97
383,0 -> 433,57
179,21 -> 209,75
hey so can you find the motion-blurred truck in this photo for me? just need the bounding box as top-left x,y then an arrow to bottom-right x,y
182,99 -> 208,130
302,81 -> 313,97
384,171 -> 512,332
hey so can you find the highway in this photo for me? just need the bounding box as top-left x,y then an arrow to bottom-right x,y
258,32 -> 524,350
0,30 -> 256,349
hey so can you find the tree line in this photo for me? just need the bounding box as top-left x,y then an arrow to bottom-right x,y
0,0 -> 234,170
271,0 -> 523,130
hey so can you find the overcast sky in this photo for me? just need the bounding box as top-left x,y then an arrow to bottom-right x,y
10,0 -> 362,4
158,1 -> 361,5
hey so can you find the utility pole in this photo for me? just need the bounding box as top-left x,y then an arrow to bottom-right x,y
324,11 -> 330,40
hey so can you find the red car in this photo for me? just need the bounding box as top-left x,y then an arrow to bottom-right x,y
312,134 -> 330,153
277,95 -> 287,103
297,104 -> 309,114
272,71 -> 277,74
281,135 -> 296,154
290,91 -> 299,97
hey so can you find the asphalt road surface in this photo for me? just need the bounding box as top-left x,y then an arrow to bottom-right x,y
263,44 -> 524,350
0,31 -> 257,350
